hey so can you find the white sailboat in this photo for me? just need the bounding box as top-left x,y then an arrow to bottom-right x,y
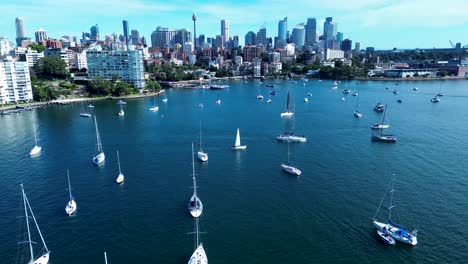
276,114 -> 307,143
162,98 -> 168,103
354,88 -> 362,118
281,142 -> 301,176
19,184 -> 50,264
93,116 -> 105,165
65,170 -> 77,215
118,104 -> 125,117
30,125 -> 42,156
197,122 -> 208,162
232,128 -> 247,150
372,175 -> 418,246
80,102 -> 92,117
215,94 -> 221,105
116,150 -> 124,184
149,88 -> 159,111
104,252 -> 108,264
188,217 -> 208,264
188,143 -> 203,218
280,91 -> 294,117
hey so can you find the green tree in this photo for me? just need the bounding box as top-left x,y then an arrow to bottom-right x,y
33,56 -> 69,79
28,43 -> 46,53
146,81 -> 162,92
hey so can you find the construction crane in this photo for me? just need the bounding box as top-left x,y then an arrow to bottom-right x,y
449,40 -> 455,48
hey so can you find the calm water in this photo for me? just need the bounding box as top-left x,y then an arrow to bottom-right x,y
1,79 -> 468,264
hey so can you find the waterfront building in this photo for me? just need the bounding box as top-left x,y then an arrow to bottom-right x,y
243,45 -> 263,62
234,55 -> 243,65
278,17 -> 287,41
0,56 -> 33,104
123,20 -> 129,43
34,28 -> 48,43
256,28 -> 267,46
221,19 -> 229,44
324,49 -> 344,60
0,37 -> 12,56
15,47 -> 44,67
87,49 -> 145,89
245,31 -> 256,46
305,18 -> 317,46
253,58 -> 261,77
291,24 -> 305,48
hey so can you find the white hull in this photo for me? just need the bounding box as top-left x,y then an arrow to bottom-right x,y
93,152 -> 105,165
188,195 -> 203,218
281,164 -> 302,176
116,173 -> 124,184
162,98 -> 168,103
30,145 -> 42,156
304,98 -> 308,102
188,244 -> 208,264
197,151 -> 208,162
354,111 -> 362,118
257,95 -> 264,100
118,110 -> 125,117
215,99 -> 221,104
280,112 -> 294,117
32,252 -> 50,264
276,134 -> 307,143
266,99 -> 272,103
80,113 -> 91,117
149,106 -> 159,112
232,145 -> 247,150
373,220 -> 417,246
371,124 -> 389,129
65,199 -> 77,215
117,100 -> 126,105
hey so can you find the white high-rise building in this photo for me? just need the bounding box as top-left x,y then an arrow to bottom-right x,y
0,37 -> 12,56
183,42 -> 193,54
253,58 -> 261,77
87,49 -> 145,89
0,57 -> 33,104
221,19 -> 229,43
15,47 -> 44,67
75,50 -> 87,70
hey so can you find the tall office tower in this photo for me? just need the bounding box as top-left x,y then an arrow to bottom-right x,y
35,28 -> 48,43
15,17 -> 27,46
341,39 -> 352,52
221,19 -> 229,43
192,13 -> 197,51
257,27 -> 267,46
198,34 -> 205,47
174,28 -> 192,45
291,24 -> 305,47
323,17 -> 337,48
304,18 -> 317,46
278,17 -> 287,41
215,35 -> 224,49
150,27 -> 176,49
336,32 -> 344,42
130,30 -> 140,45
90,24 -> 100,41
354,42 -> 361,53
122,20 -> 129,44
245,31 -> 256,46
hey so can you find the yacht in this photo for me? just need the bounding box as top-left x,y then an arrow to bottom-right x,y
377,230 -> 396,245
304,97 -> 309,102
188,143 -> 203,217
232,128 -> 247,150
93,116 -> 105,165
149,88 -> 159,111
256,94 -> 264,100
276,132 -> 307,143
280,91 -> 294,117
30,125 -> 42,156
372,105 -> 396,143
431,96 -> 440,103
65,170 -> 77,215
373,103 -> 385,112
393,90 -> 399,94
116,99 -> 127,105
281,143 -> 301,176
80,102 -> 92,117
116,150 -> 125,184
413,87 -> 418,91
197,122 -> 208,162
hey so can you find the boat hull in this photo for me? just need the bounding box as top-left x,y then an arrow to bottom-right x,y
372,135 -> 397,143
80,113 -> 91,117
373,220 -> 417,246
116,173 -> 124,184
197,151 -> 208,162
188,244 -> 208,264
280,112 -> 294,117
65,199 -> 77,215
276,134 -> 307,143
188,195 -> 203,218
149,106 -> 159,112
30,145 -> 42,156
232,145 -> 247,150
377,230 -> 396,245
93,152 -> 105,165
281,164 -> 302,176
354,111 -> 362,118
371,124 -> 389,129
32,252 -> 50,264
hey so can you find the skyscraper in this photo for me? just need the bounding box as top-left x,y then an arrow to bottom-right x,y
278,17 -> 287,41
15,17 -> 27,46
245,31 -> 256,46
150,27 -> 176,49
291,24 -> 305,48
174,28 -> 192,45
122,20 -> 129,44
341,39 -> 352,52
304,18 -> 317,46
256,28 -> 267,46
35,28 -> 48,43
90,24 -> 100,41
192,13 -> 197,51
130,30 -> 140,45
323,17 -> 337,49
221,19 -> 229,43
336,32 -> 344,42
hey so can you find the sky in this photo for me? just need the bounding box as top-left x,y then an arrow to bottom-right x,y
1,0 -> 467,49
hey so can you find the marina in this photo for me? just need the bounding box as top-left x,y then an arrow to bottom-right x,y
1,79 -> 468,263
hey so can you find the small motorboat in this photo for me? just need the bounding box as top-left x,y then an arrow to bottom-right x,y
341,98 -> 346,101
374,103 -> 385,112
397,99 -> 402,103
377,230 -> 396,245
343,89 -> 350,94
270,91 -> 276,95
257,95 -> 264,100
87,104 -> 94,108
198,103 -> 204,108
393,90 -> 399,94
354,111 -> 362,118
437,93 -> 444,97
304,98 -> 308,102
431,96 -> 440,103
266,99 -> 272,103
413,87 -> 418,91
352,92 -> 359,96
266,84 -> 275,88
307,93 -> 312,97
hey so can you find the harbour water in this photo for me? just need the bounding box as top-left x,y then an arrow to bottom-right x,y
1,79 -> 467,263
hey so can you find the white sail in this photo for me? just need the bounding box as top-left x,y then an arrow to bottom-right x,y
116,150 -> 124,184
93,116 -> 105,165
30,125 -> 42,156
235,128 -> 241,147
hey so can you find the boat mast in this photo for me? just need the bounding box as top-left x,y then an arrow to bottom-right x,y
286,91 -> 290,112
388,174 -> 396,221
21,184 -> 34,263
287,142 -> 291,164
380,105 -> 387,137
25,189 -> 49,253
104,252 -> 108,264
67,169 -> 73,201
192,143 -> 197,197
117,150 -> 122,175
94,117 -> 102,153
33,125 -> 38,146
195,216 -> 200,248
199,121 -> 202,151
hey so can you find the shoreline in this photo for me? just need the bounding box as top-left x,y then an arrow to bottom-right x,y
0,90 -> 165,111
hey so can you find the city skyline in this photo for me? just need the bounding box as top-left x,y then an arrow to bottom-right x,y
1,0 -> 467,49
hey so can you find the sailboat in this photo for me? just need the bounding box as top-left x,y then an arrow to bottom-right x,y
116,150 -> 124,184
65,170 -> 77,215
118,104 -> 125,117
437,82 -> 444,96
215,94 -> 221,105
232,128 -> 247,150
30,125 -> 42,156
188,143 -> 203,218
256,84 -> 263,100
276,115 -> 307,143
354,91 -> 362,118
149,88 -> 159,112
19,184 -> 50,264
116,99 -> 126,105
281,142 -> 302,176
332,80 -> 339,89
372,175 -> 418,245
93,116 -> 105,165
188,217 -> 208,264
280,91 -> 294,117
104,252 -> 108,264
197,122 -> 208,162
371,105 -> 396,143
266,92 -> 272,103
80,102 -> 92,117
371,105 -> 390,129
342,79 -> 350,94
